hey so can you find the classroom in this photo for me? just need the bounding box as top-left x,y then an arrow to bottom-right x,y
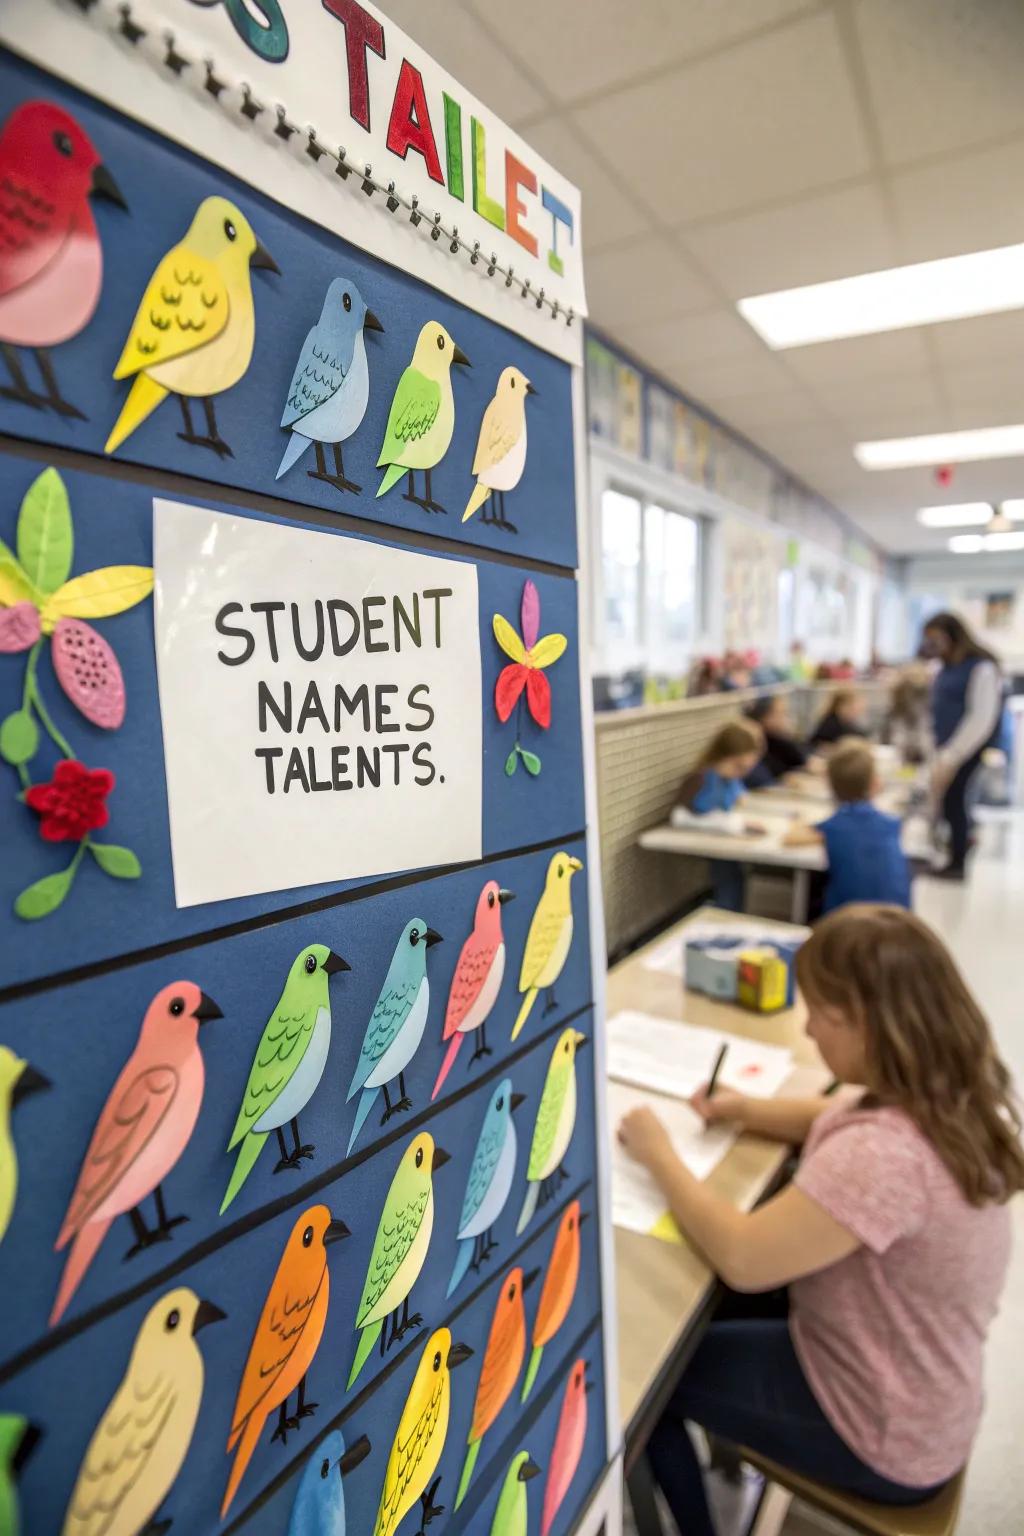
0,4 -> 1020,1536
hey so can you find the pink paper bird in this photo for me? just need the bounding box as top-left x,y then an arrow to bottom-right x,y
431,880 -> 514,1100
541,1358 -> 589,1536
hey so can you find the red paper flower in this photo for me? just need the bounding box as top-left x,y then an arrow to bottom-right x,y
25,760 -> 115,842
493,580 -> 568,730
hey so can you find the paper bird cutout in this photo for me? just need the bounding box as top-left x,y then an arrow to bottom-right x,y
493,582 -> 568,777
490,1451 -> 542,1536
105,195 -> 279,458
286,1430 -> 372,1536
516,1028 -> 587,1236
221,944 -> 350,1214
370,1327 -> 473,1536
0,1416 -> 40,1536
464,366 -> 536,532
432,881 -> 514,1100
447,1076 -> 525,1299
0,100 -> 126,420
223,1205 -> 350,1518
522,1200 -> 584,1402
0,1046 -> 49,1245
512,852 -> 583,1040
454,1265 -> 537,1509
64,1287 -> 225,1535
541,1359 -> 589,1536
50,982 -> 223,1326
375,321 -> 470,514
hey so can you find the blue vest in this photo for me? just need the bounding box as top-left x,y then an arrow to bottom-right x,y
820,802 -> 912,913
931,657 -> 999,749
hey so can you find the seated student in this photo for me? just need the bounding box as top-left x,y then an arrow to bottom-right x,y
744,694 -> 809,788
808,687 -> 868,750
784,741 -> 911,912
675,721 -> 765,912
618,905 -> 1021,1536
882,667 -> 932,766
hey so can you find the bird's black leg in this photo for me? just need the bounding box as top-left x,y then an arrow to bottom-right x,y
274,1125 -> 293,1173
291,1116 -> 315,1163
33,349 -> 85,419
558,1163 -> 571,1185
153,1183 -> 189,1238
418,1475 -> 445,1530
395,1070 -> 412,1113
470,1020 -> 493,1063
469,1233 -> 483,1273
124,1205 -> 157,1260
386,1307 -> 402,1350
271,1401 -> 292,1445
380,1321 -> 389,1358
496,490 -> 518,534
0,344 -> 46,410
177,395 -> 196,441
380,1081 -> 395,1124
308,440 -> 362,496
424,466 -> 447,515
396,1295 -> 423,1340
543,984 -> 559,1017
481,1227 -> 497,1263
296,1373 -> 318,1421
202,396 -> 234,458
481,492 -> 496,525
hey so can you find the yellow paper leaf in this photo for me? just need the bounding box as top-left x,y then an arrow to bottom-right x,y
492,612 -> 526,663
649,1211 -> 684,1244
0,544 -> 39,609
527,632 -> 568,669
41,565 -> 154,631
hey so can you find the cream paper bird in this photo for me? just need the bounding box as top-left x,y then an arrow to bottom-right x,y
463,366 -> 536,532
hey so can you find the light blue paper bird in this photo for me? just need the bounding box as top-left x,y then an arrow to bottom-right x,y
276,276 -> 383,493
346,919 -> 443,1155
286,1430 -> 371,1536
447,1078 -> 525,1299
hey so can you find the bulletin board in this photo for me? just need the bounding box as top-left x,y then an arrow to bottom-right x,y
0,7 -> 618,1536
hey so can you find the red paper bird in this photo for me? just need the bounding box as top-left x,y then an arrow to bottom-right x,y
431,880 -> 514,1100
541,1358 -> 589,1536
0,100 -> 125,418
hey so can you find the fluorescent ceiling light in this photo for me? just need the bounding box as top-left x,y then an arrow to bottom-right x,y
949,531 -> 1024,553
855,425 -> 1024,470
917,503 -> 993,528
738,242 -> 1024,348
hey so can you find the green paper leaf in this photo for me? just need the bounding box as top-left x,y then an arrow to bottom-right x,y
520,749 -> 542,776
0,709 -> 38,766
89,842 -> 142,879
14,866 -> 74,921
504,748 -> 518,776
0,537 -> 38,609
17,467 -> 73,596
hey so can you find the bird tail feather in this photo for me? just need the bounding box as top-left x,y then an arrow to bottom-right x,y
276,431 -> 312,480
521,1344 -> 543,1403
454,1437 -> 481,1511
376,462 -> 408,499
462,480 -> 490,523
446,1238 -> 473,1300
50,1218 -> 111,1327
220,1131 -> 267,1215
221,1411 -> 263,1519
516,1181 -> 539,1237
511,988 -> 538,1042
431,1034 -> 462,1101
347,1320 -> 382,1390
346,1088 -> 378,1156
104,374 -> 168,455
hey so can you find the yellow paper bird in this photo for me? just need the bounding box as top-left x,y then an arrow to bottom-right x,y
371,1326 -> 473,1536
463,366 -> 536,532
511,852 -> 583,1041
104,195 -> 278,458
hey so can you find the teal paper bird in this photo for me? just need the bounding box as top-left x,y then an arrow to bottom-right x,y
375,320 -> 470,513
346,919 -> 442,1155
286,1430 -> 371,1536
221,944 -> 351,1214
447,1077 -> 525,1298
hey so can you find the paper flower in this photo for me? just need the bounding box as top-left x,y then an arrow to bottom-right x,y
25,761 -> 113,842
492,581 -> 568,777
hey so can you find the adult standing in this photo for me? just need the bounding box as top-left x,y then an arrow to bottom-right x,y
922,613 -> 1003,881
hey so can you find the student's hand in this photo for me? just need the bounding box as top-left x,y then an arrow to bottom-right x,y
690,1084 -> 747,1125
617,1105 -> 674,1172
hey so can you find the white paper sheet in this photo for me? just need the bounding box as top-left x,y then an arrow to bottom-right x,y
641,924 -> 809,979
608,1080 -> 736,1236
607,1012 -> 794,1101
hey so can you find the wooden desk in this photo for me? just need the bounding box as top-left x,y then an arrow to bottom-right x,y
611,908 -> 828,1462
639,815 -> 821,922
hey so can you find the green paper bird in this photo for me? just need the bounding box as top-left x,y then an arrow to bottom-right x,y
347,1131 -> 450,1390
0,1416 -> 40,1536
220,943 -> 350,1214
0,1045 -> 49,1245
490,1452 -> 542,1536
375,320 -> 470,514
516,1029 -> 587,1236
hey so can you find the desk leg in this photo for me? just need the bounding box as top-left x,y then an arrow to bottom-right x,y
790,868 -> 810,925
626,1453 -> 665,1536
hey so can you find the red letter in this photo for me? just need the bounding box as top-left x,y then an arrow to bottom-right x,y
505,151 -> 538,257
386,59 -> 444,184
322,0 -> 385,131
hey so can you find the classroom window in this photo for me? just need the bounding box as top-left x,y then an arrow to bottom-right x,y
597,485 -> 701,670
601,488 -> 643,652
645,503 -> 699,658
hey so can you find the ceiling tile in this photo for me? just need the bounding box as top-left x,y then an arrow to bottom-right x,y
523,116 -> 652,252
941,363 -> 1024,422
671,351 -> 808,407
806,368 -> 943,423
853,0 -> 1024,166
712,385 -> 826,432
929,311 -> 1024,370
571,13 -> 871,223
778,328 -> 932,386
378,0 -> 549,126
584,236 -> 717,328
616,309 -> 764,379
888,139 -> 1024,265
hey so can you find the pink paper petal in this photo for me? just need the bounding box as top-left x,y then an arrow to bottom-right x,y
52,618 -> 126,729
0,602 -> 41,653
521,580 -> 541,651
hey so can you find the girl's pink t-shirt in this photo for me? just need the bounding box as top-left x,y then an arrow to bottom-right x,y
790,1102 -> 1011,1487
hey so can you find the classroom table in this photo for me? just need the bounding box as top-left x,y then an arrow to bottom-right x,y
610,906 -> 829,1533
639,813 -> 822,922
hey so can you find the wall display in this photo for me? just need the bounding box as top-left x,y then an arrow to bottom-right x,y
0,6 -> 616,1536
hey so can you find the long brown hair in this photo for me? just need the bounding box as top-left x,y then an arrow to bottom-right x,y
698,719 -> 761,768
796,905 -> 1024,1206
923,610 -> 998,666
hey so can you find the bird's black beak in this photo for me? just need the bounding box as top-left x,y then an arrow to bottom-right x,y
452,344 -> 471,367
337,1433 -> 372,1478
578,1209 -> 590,1225
89,162 -> 127,209
193,1299 -> 227,1335
12,1422 -> 42,1476
584,1362 -> 595,1393
250,241 -> 280,274
364,309 -> 384,333
526,381 -> 538,396
324,1217 -> 352,1246
523,1266 -> 541,1292
447,1341 -> 474,1368
510,1091 -> 526,1111
519,1456 -> 542,1483
323,951 -> 351,975
193,993 -> 223,1024
498,888 -> 515,905
431,1145 -> 451,1172
574,1032 -> 588,1051
424,928 -> 443,948
13,1063 -> 50,1105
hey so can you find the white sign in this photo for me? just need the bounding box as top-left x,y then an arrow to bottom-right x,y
153,499 -> 481,906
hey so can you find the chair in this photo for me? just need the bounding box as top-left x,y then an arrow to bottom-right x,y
740,1450 -> 964,1536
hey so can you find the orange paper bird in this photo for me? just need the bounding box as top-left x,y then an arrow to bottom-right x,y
521,1200 -> 584,1404
222,1204 -> 350,1518
454,1264 -> 537,1510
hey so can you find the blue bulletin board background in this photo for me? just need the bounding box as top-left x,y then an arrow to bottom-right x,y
0,22 -> 608,1536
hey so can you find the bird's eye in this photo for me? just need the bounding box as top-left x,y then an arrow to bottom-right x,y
507,1285 -> 515,1302
569,1216 -> 575,1230
53,130 -> 72,157
487,891 -> 495,908
415,1147 -> 423,1168
224,218 -> 237,241
320,1459 -> 330,1480
433,1351 -> 442,1371
169,997 -> 185,1017
575,1369 -> 582,1386
410,929 -> 421,946
343,292 -> 352,312
302,1225 -> 314,1247
511,377 -> 516,388
564,1041 -> 570,1054
558,864 -> 565,879
305,954 -> 317,975
496,1096 -> 504,1111
436,334 -> 445,351
165,1308 -> 181,1331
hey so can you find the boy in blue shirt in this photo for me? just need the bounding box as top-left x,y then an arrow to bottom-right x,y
784,741 -> 911,912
